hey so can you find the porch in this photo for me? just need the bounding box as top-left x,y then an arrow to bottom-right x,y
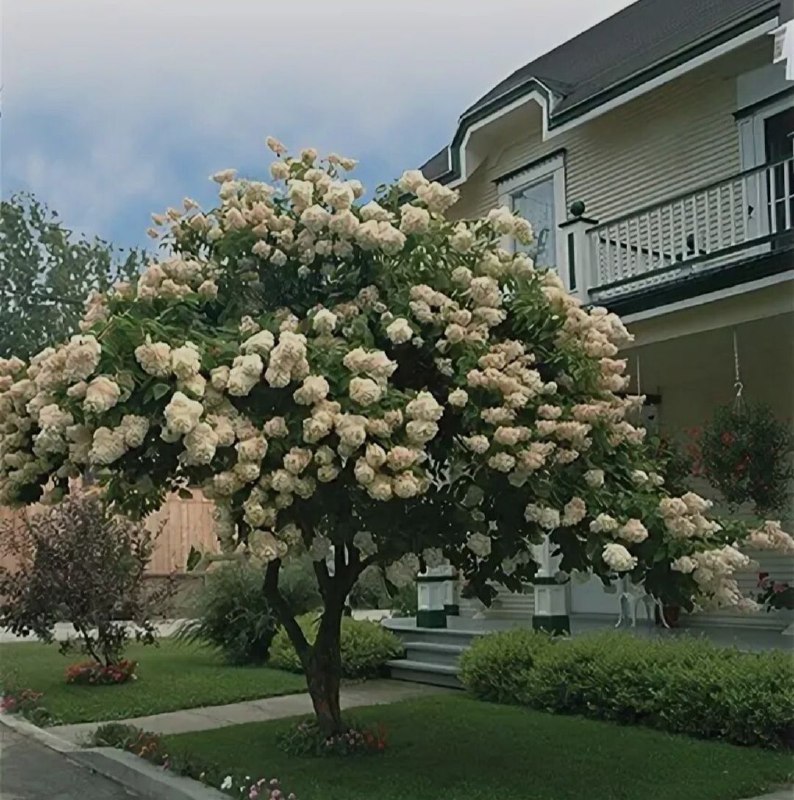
382,613 -> 793,688
561,153 -> 794,308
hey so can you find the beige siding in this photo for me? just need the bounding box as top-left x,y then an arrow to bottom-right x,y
453,39 -> 770,224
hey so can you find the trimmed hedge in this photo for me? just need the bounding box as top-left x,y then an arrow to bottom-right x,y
459,629 -> 794,749
270,615 -> 403,678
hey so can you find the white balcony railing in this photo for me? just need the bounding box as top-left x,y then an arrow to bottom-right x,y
575,155 -> 794,302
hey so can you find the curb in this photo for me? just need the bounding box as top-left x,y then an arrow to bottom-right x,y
0,713 -> 227,800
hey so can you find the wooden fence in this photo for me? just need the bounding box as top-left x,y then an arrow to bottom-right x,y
0,493 -> 220,576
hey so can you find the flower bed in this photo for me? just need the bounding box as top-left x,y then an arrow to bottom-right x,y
276,718 -> 387,757
65,659 -> 137,685
90,723 -> 298,798
0,686 -> 54,726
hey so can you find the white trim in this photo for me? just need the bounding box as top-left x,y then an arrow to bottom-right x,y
439,20 -> 777,187
548,20 -> 778,138
497,153 -> 567,274
621,270 -> 794,328
447,91 -> 550,188
741,92 -> 794,168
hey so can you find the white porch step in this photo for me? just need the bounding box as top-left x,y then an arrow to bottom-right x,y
403,640 -> 467,667
386,658 -> 462,689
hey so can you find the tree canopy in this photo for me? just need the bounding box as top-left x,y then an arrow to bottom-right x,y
0,139 -> 790,732
0,193 -> 145,359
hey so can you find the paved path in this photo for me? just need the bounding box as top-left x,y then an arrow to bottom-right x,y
0,725 -> 141,800
48,679 -> 447,744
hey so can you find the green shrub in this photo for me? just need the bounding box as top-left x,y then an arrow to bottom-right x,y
270,615 -> 403,678
459,630 -> 794,749
177,556 -> 320,665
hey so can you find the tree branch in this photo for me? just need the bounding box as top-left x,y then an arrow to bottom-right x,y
263,559 -> 310,659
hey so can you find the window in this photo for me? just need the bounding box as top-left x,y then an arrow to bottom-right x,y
496,152 -> 567,274
511,177 -> 557,268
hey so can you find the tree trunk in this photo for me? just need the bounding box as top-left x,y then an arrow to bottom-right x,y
263,553 -> 358,737
305,627 -> 344,736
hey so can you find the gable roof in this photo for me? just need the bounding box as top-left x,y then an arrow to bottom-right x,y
422,0 -> 780,181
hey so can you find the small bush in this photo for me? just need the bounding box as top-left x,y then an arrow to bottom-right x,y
0,493 -> 170,668
178,562 -> 276,665
277,717 -> 387,757
178,555 -> 321,665
270,615 -> 403,678
459,630 -> 794,749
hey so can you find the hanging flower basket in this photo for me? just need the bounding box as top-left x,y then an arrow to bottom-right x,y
698,403 -> 793,514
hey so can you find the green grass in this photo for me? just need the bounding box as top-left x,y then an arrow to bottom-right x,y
0,639 -> 306,724
167,694 -> 793,800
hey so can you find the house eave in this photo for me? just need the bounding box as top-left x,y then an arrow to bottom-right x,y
423,6 -> 780,186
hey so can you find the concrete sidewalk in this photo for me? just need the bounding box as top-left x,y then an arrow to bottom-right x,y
48,679 -> 447,744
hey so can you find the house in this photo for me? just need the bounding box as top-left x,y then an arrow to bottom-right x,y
384,0 -> 794,682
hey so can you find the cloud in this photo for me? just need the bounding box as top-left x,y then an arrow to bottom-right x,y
2,0 -> 633,246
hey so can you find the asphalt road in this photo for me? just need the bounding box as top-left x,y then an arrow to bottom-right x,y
0,726 -> 141,800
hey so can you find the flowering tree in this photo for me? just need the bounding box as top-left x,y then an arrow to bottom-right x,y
1,138 -> 791,734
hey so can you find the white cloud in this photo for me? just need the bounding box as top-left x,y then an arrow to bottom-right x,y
2,0 -> 633,244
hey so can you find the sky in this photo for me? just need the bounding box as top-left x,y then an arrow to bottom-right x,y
1,0 -> 633,251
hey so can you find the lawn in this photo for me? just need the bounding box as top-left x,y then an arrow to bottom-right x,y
0,639 -> 306,724
167,694 -> 793,800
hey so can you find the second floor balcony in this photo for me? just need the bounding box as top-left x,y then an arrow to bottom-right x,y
562,153 -> 794,311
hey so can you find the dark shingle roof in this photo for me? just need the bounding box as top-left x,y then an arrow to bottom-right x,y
422,0 -> 780,180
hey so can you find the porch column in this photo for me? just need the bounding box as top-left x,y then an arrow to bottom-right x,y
559,201 -> 599,304
416,565 -> 456,628
531,533 -> 570,635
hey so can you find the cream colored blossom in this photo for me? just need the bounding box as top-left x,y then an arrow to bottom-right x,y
406,420 -> 438,444
466,532 -> 492,558
448,388 -> 468,407
368,474 -> 393,501
399,204 -> 431,235
183,422 -> 218,465
584,469 -> 605,488
406,391 -> 443,422
312,308 -> 338,334
89,427 -> 127,465
164,391 -> 203,435
525,503 -> 560,530
284,447 -> 312,475
118,415 -> 149,448
602,543 -> 637,572
257,418 -> 286,441
135,339 -> 172,377
242,330 -> 276,356
671,555 -> 697,574
562,497 -> 587,526
228,354 -> 264,396
618,518 -> 649,543
349,377 -> 382,406
83,376 -> 121,414
386,318 -> 413,345
354,458 -> 376,485
590,513 -> 619,534
171,343 -> 201,379
393,472 -> 421,498
294,375 -> 330,405
462,435 -> 490,455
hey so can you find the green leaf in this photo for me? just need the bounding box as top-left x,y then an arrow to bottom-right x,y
151,383 -> 171,401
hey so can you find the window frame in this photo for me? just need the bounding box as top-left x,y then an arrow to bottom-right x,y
496,152 -> 567,274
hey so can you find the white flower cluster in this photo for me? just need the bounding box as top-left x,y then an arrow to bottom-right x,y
1,139 -> 792,620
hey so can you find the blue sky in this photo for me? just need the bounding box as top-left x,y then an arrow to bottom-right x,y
2,0 -> 632,251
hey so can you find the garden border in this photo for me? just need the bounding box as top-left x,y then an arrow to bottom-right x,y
0,712 -> 227,800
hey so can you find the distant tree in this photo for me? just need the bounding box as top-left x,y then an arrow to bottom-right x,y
0,193 -> 145,359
